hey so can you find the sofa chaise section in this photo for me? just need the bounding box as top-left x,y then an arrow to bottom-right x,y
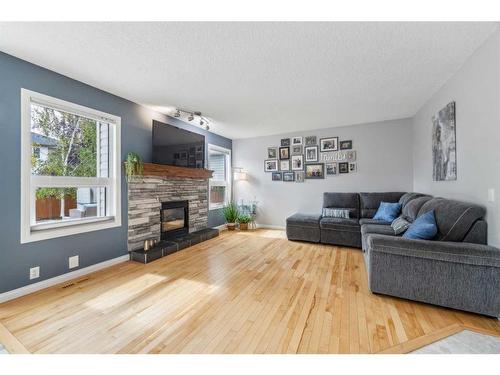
286,213 -> 322,243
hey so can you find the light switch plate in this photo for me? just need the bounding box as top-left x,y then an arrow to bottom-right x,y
488,188 -> 495,202
69,255 -> 79,269
30,266 -> 40,280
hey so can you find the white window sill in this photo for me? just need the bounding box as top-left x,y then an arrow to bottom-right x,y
209,205 -> 225,211
22,216 -> 121,243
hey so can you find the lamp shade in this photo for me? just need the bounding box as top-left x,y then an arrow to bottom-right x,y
233,168 -> 247,181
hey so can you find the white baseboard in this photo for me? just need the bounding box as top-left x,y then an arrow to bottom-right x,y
256,224 -> 286,230
0,254 -> 130,304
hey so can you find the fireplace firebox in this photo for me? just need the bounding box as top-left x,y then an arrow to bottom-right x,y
161,200 -> 189,239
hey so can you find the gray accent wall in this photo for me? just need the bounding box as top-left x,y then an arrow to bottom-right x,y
233,118 -> 413,227
412,28 -> 500,247
0,51 -> 231,293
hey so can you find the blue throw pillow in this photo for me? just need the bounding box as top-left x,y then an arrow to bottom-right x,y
373,202 -> 402,222
402,210 -> 438,240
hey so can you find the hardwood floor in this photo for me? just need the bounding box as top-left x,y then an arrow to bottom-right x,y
0,229 -> 498,354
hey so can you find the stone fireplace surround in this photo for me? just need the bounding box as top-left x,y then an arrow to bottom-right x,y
127,174 -> 209,251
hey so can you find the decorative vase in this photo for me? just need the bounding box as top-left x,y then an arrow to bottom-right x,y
227,223 -> 236,231
239,223 -> 248,231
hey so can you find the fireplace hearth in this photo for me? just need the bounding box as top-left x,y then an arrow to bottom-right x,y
161,200 -> 189,239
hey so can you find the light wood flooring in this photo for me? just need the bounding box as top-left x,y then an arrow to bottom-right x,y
0,229 -> 498,354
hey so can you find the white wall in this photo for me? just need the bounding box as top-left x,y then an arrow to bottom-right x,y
412,29 -> 500,246
233,118 -> 413,227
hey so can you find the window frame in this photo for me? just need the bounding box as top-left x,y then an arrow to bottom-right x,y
207,144 -> 232,211
20,89 -> 121,243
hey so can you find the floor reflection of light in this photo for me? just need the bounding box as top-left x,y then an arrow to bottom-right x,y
235,229 -> 286,239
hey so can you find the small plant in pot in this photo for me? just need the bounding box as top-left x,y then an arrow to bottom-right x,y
124,152 -> 144,181
237,214 -> 252,231
222,202 -> 239,231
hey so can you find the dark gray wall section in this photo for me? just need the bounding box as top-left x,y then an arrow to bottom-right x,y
0,51 -> 231,293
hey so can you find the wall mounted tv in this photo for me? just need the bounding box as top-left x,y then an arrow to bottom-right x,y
152,120 -> 205,168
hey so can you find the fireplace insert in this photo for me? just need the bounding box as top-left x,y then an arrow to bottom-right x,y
161,200 -> 189,239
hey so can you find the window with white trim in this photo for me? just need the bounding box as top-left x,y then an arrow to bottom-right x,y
208,144 -> 231,210
21,89 -> 121,243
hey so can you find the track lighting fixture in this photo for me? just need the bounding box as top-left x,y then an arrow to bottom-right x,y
171,108 -> 211,131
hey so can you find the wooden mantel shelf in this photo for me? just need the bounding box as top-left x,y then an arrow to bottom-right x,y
140,163 -> 213,179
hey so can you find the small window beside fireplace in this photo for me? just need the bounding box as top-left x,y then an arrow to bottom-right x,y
161,200 -> 189,239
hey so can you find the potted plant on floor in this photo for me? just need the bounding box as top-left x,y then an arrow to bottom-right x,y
237,214 -> 252,231
223,202 -> 239,231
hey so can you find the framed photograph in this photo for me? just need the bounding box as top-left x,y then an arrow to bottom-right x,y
295,171 -> 305,183
346,150 -> 357,161
304,146 -> 318,162
340,140 -> 352,150
283,172 -> 295,182
279,159 -> 290,171
267,147 -> 278,159
349,162 -> 357,173
305,136 -> 317,146
272,172 -> 282,181
279,146 -> 290,160
320,137 -> 339,152
305,163 -> 325,179
326,162 -> 338,176
281,138 -> 291,147
291,155 -> 304,170
264,159 -> 278,172
291,145 -> 303,155
292,136 -> 303,145
339,162 -> 349,174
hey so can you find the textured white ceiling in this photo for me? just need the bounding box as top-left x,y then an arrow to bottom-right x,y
0,22 -> 496,139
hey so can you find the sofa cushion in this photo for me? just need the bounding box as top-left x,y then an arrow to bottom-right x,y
322,192 -> 360,219
403,210 -> 438,240
322,208 -> 350,219
359,192 -> 405,218
391,216 -> 411,235
361,224 -> 396,237
359,218 -> 390,225
286,213 -> 322,228
418,198 -> 486,242
402,196 -> 433,222
373,202 -> 402,222
399,192 -> 430,207
320,217 -> 360,231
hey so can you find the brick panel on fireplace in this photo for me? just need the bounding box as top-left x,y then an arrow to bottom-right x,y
127,176 -> 208,251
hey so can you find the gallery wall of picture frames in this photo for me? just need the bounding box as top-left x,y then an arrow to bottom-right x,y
264,136 -> 357,182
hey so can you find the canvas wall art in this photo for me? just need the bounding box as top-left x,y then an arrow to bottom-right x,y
432,102 -> 457,181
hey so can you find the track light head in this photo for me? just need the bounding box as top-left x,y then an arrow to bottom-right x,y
174,109 -> 180,117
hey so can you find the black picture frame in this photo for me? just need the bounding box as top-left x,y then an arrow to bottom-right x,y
283,172 -> 295,182
340,140 -> 353,150
272,172 -> 282,181
339,162 -> 349,173
279,146 -> 290,160
281,138 -> 291,147
305,163 -> 325,179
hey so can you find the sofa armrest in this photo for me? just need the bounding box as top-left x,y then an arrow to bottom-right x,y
367,234 -> 500,267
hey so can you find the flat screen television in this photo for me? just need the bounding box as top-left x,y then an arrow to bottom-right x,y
152,120 -> 205,168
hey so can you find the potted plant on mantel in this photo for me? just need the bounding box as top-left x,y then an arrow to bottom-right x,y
124,152 -> 144,181
222,202 -> 239,231
237,214 -> 252,231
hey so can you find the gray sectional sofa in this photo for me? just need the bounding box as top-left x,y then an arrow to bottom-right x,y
286,192 -> 500,318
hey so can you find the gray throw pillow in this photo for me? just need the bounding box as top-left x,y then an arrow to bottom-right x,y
391,216 -> 410,235
322,208 -> 350,219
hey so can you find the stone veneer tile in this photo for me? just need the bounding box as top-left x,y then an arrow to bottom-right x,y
127,176 -> 209,251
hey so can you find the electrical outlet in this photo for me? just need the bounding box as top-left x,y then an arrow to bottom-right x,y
488,188 -> 495,203
69,255 -> 79,269
30,266 -> 40,280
